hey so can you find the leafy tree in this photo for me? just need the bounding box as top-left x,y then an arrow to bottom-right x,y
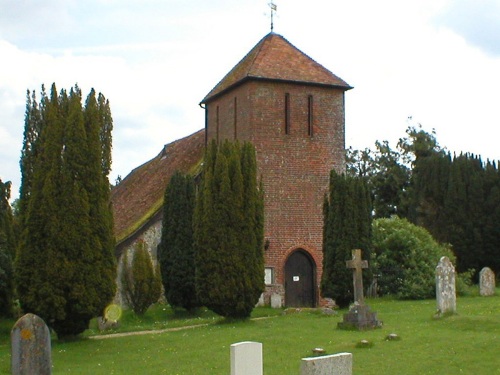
0,179 -> 15,316
397,124 -> 442,164
16,84 -> 116,338
371,217 -> 455,299
321,170 -> 372,307
159,171 -> 199,311
121,241 -> 162,315
347,141 -> 409,219
348,123 -> 500,278
194,140 -> 264,318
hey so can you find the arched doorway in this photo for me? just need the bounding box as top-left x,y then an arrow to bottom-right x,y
284,249 -> 316,307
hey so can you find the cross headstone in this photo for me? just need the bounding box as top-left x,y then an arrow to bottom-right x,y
435,256 -> 456,315
301,352 -> 352,375
11,313 -> 52,375
338,249 -> 381,330
479,267 -> 495,296
346,249 -> 368,304
230,341 -> 263,375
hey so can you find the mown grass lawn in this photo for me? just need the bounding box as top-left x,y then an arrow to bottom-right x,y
1,294 -> 500,374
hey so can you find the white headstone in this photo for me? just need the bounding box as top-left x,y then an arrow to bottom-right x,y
256,293 -> 265,307
479,267 -> 495,296
436,256 -> 456,315
11,313 -> 52,375
301,353 -> 352,375
270,293 -> 282,309
230,341 -> 263,375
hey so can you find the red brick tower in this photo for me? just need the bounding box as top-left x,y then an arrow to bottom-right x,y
200,33 -> 351,307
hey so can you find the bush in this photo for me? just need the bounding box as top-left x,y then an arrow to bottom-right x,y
456,269 -> 476,296
372,217 -> 455,299
121,241 -> 162,315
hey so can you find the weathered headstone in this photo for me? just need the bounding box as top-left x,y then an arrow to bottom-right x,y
479,267 -> 495,296
230,341 -> 263,375
270,293 -> 282,309
338,249 -> 381,330
256,293 -> 265,307
301,352 -> 352,375
11,313 -> 52,375
435,256 -> 456,315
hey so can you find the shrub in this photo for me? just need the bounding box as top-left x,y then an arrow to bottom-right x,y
121,241 -> 162,315
371,217 -> 455,299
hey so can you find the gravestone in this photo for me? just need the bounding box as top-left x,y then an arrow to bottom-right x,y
435,256 -> 456,315
11,313 -> 52,375
301,352 -> 352,375
270,293 -> 282,309
479,267 -> 495,296
338,249 -> 381,330
230,341 -> 263,375
255,293 -> 265,307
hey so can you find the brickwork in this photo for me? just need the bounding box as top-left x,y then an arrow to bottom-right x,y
205,79 -> 346,306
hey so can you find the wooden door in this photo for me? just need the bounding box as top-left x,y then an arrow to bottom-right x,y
285,250 -> 315,307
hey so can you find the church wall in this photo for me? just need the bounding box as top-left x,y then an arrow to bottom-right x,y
206,80 -> 346,306
114,218 -> 163,306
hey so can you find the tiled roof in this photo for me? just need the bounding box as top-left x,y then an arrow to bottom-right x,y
201,32 -> 351,104
111,129 -> 205,243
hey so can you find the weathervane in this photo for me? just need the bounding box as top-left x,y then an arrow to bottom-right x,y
269,2 -> 277,32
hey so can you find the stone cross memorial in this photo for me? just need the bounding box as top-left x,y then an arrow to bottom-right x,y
230,341 -> 263,375
338,249 -> 381,330
301,352 -> 353,375
435,256 -> 456,315
346,249 -> 368,305
479,267 -> 495,296
11,313 -> 52,375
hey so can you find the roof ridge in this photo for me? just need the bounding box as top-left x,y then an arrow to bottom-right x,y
245,32 -> 273,78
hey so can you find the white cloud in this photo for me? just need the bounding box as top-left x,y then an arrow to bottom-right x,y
1,0 -> 500,203
434,0 -> 500,57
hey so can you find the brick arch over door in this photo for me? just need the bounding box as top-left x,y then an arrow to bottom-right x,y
284,249 -> 317,307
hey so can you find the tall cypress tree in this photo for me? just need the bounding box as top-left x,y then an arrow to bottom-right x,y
482,161 -> 500,273
16,84 -> 116,338
321,170 -> 372,307
194,140 -> 264,318
19,88 -> 44,226
159,171 -> 198,311
0,179 -> 15,316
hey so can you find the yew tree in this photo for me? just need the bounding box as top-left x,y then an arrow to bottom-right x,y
16,84 -> 116,338
321,170 -> 372,307
159,171 -> 199,311
194,140 -> 264,318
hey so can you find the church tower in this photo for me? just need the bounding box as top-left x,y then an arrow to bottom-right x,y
200,33 -> 351,307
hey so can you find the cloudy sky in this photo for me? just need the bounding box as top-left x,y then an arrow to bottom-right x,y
1,0 -> 499,201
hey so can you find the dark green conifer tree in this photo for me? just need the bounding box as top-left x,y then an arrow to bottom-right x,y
159,171 -> 198,311
482,161 -> 500,273
0,179 -> 15,316
121,241 -> 162,316
19,88 -> 44,226
321,170 -> 372,307
194,140 -> 264,318
16,84 -> 116,338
